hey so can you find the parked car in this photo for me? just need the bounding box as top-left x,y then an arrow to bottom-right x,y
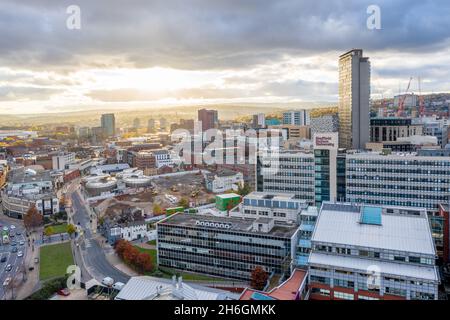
10,241 -> 16,246
0,256 -> 7,263
10,225 -> 16,230
28,266 -> 35,271
5,264 -> 12,272
19,240 -> 24,246
11,247 -> 18,253
2,226 -> 8,232
17,251 -> 23,257
34,257 -> 39,264
57,288 -> 71,296
113,282 -> 125,291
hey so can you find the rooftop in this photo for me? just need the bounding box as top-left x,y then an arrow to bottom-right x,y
160,213 -> 299,238
312,203 -> 435,256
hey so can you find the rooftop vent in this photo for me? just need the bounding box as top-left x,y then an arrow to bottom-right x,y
360,206 -> 382,226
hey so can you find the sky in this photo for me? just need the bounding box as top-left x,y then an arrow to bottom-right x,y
1,0 -> 450,114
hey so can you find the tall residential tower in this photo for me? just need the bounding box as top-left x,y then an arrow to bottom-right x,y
338,49 -> 370,150
101,113 -> 116,137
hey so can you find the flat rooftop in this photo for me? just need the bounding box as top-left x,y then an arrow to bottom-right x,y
313,203 -> 435,256
160,213 -> 299,238
244,192 -> 298,201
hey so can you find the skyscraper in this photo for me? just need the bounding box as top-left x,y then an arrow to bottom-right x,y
198,109 -> 218,131
283,110 -> 310,126
338,49 -> 370,150
101,113 -> 116,137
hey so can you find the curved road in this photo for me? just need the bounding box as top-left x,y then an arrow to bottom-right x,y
70,190 -> 129,284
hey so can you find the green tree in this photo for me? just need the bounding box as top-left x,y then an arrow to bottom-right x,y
153,203 -> 163,215
237,183 -> 251,196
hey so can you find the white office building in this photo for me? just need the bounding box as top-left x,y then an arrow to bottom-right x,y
52,152 -> 76,171
308,203 -> 439,300
283,110 -> 310,126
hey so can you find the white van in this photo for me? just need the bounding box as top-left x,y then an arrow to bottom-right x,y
112,282 -> 125,291
101,277 -> 114,287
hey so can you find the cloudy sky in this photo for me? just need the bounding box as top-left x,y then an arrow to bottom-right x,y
1,0 -> 450,114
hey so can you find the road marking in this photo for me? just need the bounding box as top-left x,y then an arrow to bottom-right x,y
85,239 -> 92,248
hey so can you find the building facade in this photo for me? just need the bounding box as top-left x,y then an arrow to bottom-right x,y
308,203 -> 439,300
198,109 -> 219,131
283,110 -> 310,126
338,49 -> 370,150
101,113 -> 116,137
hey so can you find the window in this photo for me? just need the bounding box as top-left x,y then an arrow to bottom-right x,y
385,287 -> 406,297
394,256 -> 406,262
311,288 -> 330,296
334,291 -> 354,300
334,279 -> 354,289
411,292 -> 435,300
358,295 -> 379,300
310,275 -> 330,285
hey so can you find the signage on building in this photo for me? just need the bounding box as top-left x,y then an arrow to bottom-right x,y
313,133 -> 339,150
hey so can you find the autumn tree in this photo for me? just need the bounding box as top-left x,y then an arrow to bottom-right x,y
153,203 -> 163,215
250,266 -> 269,291
67,224 -> 76,237
44,226 -> 54,237
23,205 -> 43,232
135,252 -> 154,273
178,198 -> 189,209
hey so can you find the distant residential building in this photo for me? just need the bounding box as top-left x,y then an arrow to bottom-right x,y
133,118 -> 141,130
159,118 -> 168,131
101,113 -> 116,137
308,203 -> 439,300
198,109 -> 218,131
338,49 -> 370,150
252,113 -> 266,128
283,110 -> 310,126
147,119 -> 156,133
152,149 -> 173,168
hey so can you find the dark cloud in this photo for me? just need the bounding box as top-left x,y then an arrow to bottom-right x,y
1,0 -> 450,71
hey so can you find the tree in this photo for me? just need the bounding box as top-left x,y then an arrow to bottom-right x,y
23,205 -> 43,232
237,183 -> 251,197
178,198 -> 189,209
135,252 -> 154,273
67,224 -> 76,237
153,203 -> 163,215
44,226 -> 54,237
250,266 -> 269,291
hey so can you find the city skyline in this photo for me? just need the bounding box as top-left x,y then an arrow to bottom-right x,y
1,0 -> 450,114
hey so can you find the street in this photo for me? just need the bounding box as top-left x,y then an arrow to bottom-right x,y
70,189 -> 130,284
0,218 -> 27,300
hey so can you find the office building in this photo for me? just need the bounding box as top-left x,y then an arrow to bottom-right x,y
283,110 -> 310,126
147,119 -> 156,133
370,117 -> 423,142
338,49 -> 370,150
308,203 -> 439,300
346,151 -> 450,213
52,152 -> 76,171
310,114 -> 339,137
295,206 -> 319,267
157,213 -> 299,281
198,109 -> 218,131
101,113 -> 116,137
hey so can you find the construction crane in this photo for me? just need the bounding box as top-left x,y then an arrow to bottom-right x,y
397,77 -> 413,117
418,77 -> 426,117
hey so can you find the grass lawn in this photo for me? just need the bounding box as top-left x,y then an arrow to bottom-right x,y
146,240 -> 156,246
49,223 -> 68,234
40,242 -> 74,281
134,246 -> 157,261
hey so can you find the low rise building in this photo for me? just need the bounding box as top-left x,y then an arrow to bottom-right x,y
204,169 -> 243,193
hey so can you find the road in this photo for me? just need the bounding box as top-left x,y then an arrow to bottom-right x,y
70,189 -> 129,284
0,218 -> 27,300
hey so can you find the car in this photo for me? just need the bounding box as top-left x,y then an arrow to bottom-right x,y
2,226 -> 8,232
17,251 -> 23,257
11,247 -> 18,253
16,231 -> 21,236
10,241 -> 16,246
3,277 -> 11,287
19,240 -> 24,246
10,225 -> 16,230
101,277 -> 114,287
57,288 -> 71,296
5,264 -> 12,272
112,282 -> 125,291
34,257 -> 39,264
28,266 -> 34,271
0,256 -> 7,263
